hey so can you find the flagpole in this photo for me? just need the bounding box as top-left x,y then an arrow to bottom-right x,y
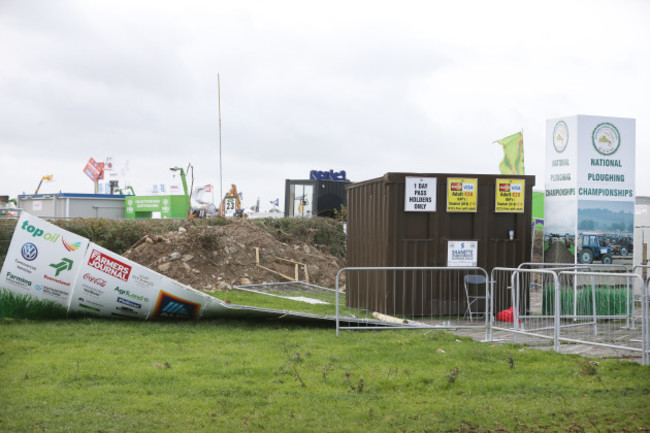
218,73 -> 223,216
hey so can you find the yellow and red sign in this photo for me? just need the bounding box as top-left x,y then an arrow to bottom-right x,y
446,178 -> 477,212
495,178 -> 525,213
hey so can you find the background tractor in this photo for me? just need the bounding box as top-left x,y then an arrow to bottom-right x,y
579,233 -> 612,264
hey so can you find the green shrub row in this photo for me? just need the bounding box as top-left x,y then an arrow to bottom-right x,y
0,217 -> 227,261
542,284 -> 634,316
0,216 -> 346,262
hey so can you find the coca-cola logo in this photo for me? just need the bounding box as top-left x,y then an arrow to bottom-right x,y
83,273 -> 107,287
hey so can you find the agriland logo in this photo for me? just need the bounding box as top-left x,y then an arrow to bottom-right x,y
592,122 -> 620,156
114,286 -> 149,302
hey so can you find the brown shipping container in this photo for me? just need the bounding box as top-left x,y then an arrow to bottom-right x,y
346,172 -> 536,316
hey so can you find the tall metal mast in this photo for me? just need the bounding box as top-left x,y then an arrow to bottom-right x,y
218,73 -> 223,215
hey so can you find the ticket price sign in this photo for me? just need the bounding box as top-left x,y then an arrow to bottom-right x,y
404,177 -> 437,212
495,179 -> 525,213
446,178 -> 478,212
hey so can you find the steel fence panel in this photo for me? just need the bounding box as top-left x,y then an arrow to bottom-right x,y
336,267 -> 489,336
489,268 -> 561,349
488,267 -> 649,364
519,262 -> 631,273
641,276 -> 650,365
556,271 -> 646,363
634,265 -> 650,299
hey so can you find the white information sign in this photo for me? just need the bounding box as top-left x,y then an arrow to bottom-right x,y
404,177 -> 437,212
224,197 -> 237,217
0,212 -> 89,306
447,241 -> 478,267
576,117 -> 635,202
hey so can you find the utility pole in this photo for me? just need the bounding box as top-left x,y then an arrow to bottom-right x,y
218,73 -> 223,216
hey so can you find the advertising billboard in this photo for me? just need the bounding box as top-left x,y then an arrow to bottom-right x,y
545,115 -> 635,264
0,212 -> 89,307
68,244 -> 161,319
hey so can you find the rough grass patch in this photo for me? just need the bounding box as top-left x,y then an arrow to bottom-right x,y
0,289 -> 68,320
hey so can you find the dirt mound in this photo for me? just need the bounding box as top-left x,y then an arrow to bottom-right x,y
123,220 -> 345,291
544,239 -> 575,263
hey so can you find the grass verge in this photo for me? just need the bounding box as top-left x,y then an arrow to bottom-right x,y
0,289 -> 68,320
214,287 -> 374,319
1,318 -> 649,432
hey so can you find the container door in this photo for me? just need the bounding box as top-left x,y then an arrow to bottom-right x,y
292,184 -> 313,217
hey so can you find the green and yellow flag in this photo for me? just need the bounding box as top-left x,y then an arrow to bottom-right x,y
496,132 -> 524,175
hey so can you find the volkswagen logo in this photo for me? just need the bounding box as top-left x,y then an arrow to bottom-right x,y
21,243 -> 38,261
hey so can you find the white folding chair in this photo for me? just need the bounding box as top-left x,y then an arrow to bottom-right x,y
464,274 -> 487,321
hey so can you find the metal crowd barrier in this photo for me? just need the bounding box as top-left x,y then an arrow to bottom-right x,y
335,267 -> 489,336
335,265 -> 650,365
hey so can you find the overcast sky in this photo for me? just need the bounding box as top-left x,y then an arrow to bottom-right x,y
1,0 -> 648,211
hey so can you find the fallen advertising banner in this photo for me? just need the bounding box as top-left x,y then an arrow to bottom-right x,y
1,212 -> 89,307
1,213 -> 396,327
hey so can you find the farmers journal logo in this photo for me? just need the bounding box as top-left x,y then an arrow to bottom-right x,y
87,249 -> 132,281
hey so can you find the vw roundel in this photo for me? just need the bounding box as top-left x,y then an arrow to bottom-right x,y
21,243 -> 38,261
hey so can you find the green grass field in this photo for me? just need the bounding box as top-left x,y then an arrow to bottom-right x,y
1,315 -> 649,432
218,287 -> 374,320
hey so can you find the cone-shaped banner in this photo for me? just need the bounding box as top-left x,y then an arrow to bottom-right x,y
0,213 -> 211,320
1,212 -> 396,327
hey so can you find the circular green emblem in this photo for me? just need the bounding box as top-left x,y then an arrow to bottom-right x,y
553,120 -> 569,153
592,122 -> 620,156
